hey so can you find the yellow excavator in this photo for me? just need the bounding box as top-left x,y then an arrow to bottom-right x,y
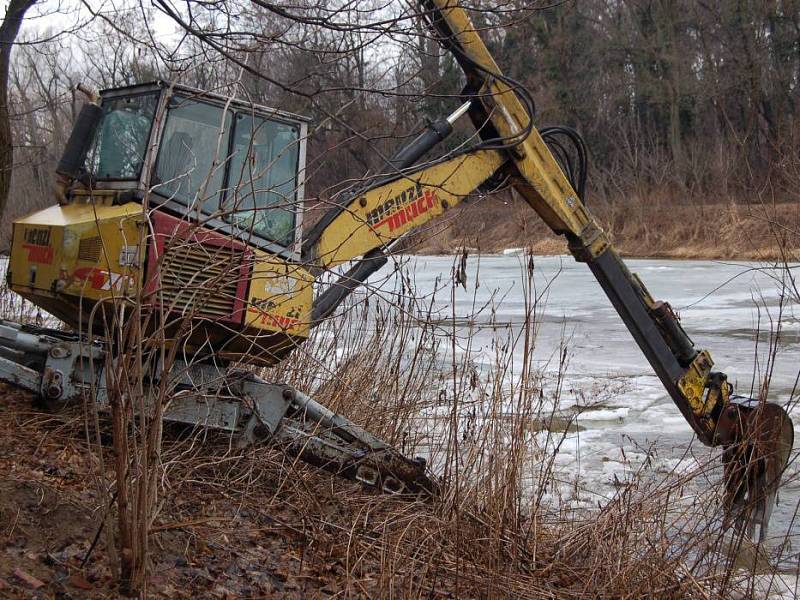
1,1 -> 793,540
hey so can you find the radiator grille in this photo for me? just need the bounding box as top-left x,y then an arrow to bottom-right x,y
159,242 -> 244,318
78,236 -> 103,262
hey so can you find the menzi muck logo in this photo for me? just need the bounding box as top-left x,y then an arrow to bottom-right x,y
22,227 -> 53,264
365,182 -> 439,233
22,244 -> 54,265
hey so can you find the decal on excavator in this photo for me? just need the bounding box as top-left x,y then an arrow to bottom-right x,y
366,183 -> 439,233
22,228 -> 54,264
247,298 -> 303,332
73,267 -> 133,291
263,277 -> 296,297
22,244 -> 54,265
23,228 -> 51,246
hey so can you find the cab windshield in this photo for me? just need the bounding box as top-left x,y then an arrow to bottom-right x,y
85,93 -> 158,180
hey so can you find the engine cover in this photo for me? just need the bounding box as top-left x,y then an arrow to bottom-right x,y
9,202 -> 313,366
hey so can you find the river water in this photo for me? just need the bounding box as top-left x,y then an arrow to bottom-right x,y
363,254 -> 800,559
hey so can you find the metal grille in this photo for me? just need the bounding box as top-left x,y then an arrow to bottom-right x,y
159,242 -> 243,318
78,236 -> 102,262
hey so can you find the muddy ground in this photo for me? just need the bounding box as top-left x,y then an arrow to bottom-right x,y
0,382 -> 779,598
0,386 -> 402,599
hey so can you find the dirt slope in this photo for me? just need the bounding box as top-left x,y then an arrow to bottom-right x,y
0,388 -> 377,598
0,387 -> 559,599
0,383 -> 761,598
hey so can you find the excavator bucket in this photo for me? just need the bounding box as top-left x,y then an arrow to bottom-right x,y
717,397 -> 794,542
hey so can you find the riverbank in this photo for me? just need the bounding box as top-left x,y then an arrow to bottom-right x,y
0,387 -> 783,599
403,198 -> 800,261
0,255 -> 797,597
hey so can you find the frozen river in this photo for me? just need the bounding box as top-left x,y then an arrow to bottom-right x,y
363,254 -> 800,551
4,251 -> 798,585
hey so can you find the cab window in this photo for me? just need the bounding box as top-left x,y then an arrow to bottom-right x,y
224,114 -> 300,248
151,94 -> 302,249
85,93 -> 158,180
153,97 -> 232,211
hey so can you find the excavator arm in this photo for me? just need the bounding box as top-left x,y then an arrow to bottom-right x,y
302,0 -> 794,539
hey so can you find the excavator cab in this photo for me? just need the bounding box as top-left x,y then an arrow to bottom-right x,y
8,82 -> 315,365
75,82 -> 307,256
1,88 -> 435,498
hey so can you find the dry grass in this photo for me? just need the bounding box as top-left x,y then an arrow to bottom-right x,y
253,259 -> 797,598
405,193 -> 800,262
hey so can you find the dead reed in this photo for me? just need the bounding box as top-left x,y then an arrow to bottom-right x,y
141,249 -> 797,597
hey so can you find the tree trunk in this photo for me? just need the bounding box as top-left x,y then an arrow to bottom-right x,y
0,0 -> 36,219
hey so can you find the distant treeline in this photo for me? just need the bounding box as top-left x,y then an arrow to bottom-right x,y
488,0 -> 800,205
7,0 -> 800,243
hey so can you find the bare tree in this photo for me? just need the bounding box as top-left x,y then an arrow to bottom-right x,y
0,0 -> 36,218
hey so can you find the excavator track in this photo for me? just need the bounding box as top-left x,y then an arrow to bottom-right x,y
0,317 -> 436,497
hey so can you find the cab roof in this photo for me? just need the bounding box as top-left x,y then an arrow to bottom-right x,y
99,80 -> 311,125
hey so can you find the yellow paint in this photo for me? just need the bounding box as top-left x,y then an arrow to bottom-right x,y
9,201 -> 315,358
430,0 -> 608,254
312,149 -> 505,268
10,202 -> 143,303
246,250 -> 313,337
677,350 -> 715,418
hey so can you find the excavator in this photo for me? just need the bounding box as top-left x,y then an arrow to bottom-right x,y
0,0 -> 793,540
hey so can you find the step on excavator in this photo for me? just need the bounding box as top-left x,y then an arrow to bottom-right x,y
1,0 -> 793,540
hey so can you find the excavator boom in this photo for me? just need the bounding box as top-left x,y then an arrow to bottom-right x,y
301,0 -> 795,538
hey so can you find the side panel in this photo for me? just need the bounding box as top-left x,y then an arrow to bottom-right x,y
246,252 -> 313,338
10,202 -> 313,360
10,203 -> 143,302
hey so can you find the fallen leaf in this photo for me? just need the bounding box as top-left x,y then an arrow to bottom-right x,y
13,568 -> 44,589
68,574 -> 93,590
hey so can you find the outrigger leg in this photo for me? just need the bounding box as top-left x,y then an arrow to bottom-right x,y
0,319 -> 434,496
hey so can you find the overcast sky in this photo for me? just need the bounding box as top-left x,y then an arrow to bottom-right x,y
15,0 -> 178,42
